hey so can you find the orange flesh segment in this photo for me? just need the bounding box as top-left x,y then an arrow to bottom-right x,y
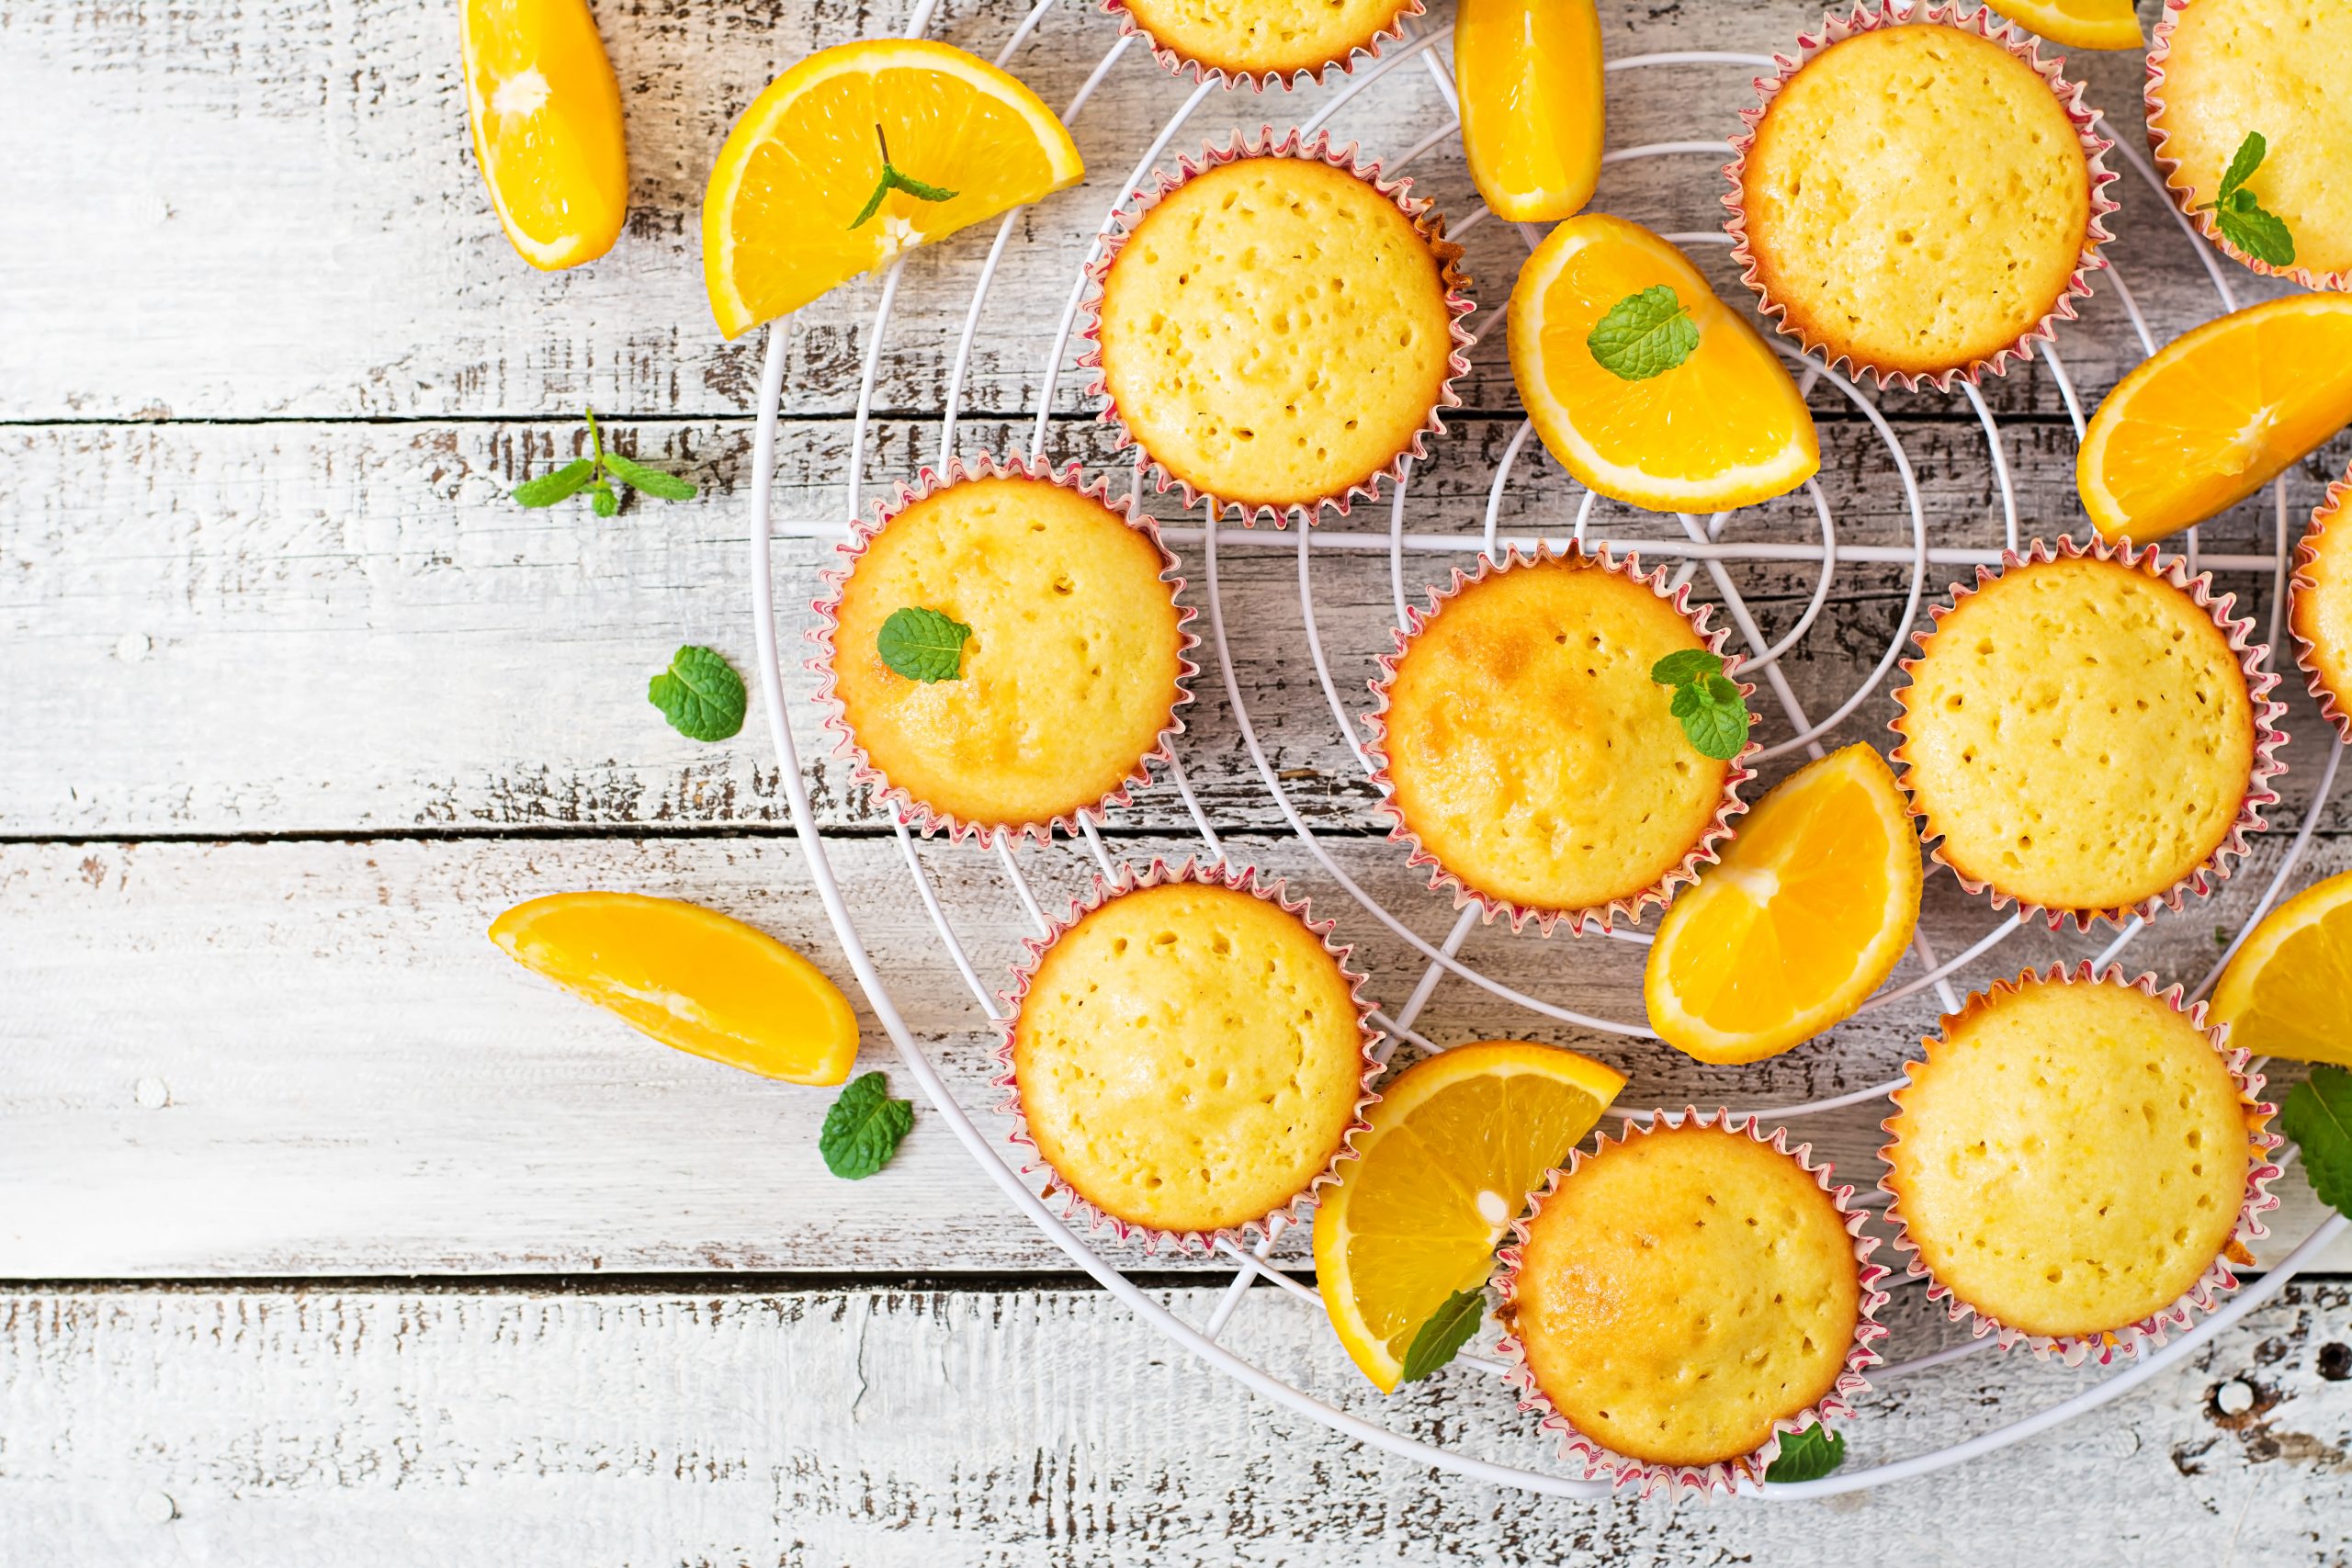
1453,0 -> 1604,223
461,0 -> 628,270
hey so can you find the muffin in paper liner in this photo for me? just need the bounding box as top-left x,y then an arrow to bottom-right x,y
2289,462 -> 2352,743
1721,1 -> 2120,393
991,856 -> 1384,1257
807,451 -> 1200,849
1362,543 -> 1758,937
1876,962 -> 2283,1369
1074,126 -> 1475,530
1888,533 -> 2288,932
1490,1107 -> 1891,1500
2145,0 -> 2352,295
1096,0 -> 1425,95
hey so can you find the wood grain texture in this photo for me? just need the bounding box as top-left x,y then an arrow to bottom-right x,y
5,1281 -> 2350,1565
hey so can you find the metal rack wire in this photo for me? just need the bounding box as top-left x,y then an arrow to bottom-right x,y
743,0 -> 2348,1497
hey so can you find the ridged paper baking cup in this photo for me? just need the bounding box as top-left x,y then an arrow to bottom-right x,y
2289,463 -> 2352,743
807,452 -> 1201,848
1491,1108 -> 1891,1500
992,856 -> 1384,1256
1889,534 -> 2288,932
1074,126 -> 1475,529
2146,0 -> 2351,294
1096,0 -> 1426,95
1722,1 -> 2120,393
1363,542 -> 1758,936
1877,963 -> 2282,1368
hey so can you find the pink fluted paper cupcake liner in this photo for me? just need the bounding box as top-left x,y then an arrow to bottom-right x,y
1097,0 -> 1426,95
2290,462 -> 2352,743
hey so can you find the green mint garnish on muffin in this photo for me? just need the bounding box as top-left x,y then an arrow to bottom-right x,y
512,408 -> 698,517
1397,1287 -> 1486,1383
1651,649 -> 1749,761
1766,1423 -> 1847,1483
649,644 -> 748,741
2281,1065 -> 2352,1218
1588,286 -> 1701,381
820,1070 -> 914,1179
877,605 -> 975,682
849,125 -> 960,229
2201,131 -> 2296,266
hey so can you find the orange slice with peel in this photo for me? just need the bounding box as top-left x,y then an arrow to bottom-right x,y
1509,213 -> 1818,513
702,39 -> 1084,339
1645,744 -> 1922,1066
460,0 -> 629,271
1989,0 -> 2143,51
1312,1042 -> 1624,1392
2079,294 -> 2352,543
2210,867 -> 2352,1068
1453,0 -> 1604,223
491,892 -> 860,1085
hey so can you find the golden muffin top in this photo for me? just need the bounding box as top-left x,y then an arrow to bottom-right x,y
1374,552 -> 1742,922
827,472 -> 1185,834
1096,153 -> 1458,515
1011,879 -> 1369,1237
1894,554 -> 2255,918
2153,0 -> 2352,279
1507,1122 -> 1863,1470
2292,478 -> 2352,739
1738,21 -> 2092,379
1884,971 -> 2255,1340
1118,0 -> 1413,78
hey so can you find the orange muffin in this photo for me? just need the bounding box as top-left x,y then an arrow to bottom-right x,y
2290,465 -> 2352,739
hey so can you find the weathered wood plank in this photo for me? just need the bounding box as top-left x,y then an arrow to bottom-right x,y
3,1280 -> 2348,1565
5,834 -> 2346,1276
0,0 -> 2293,424
6,416 -> 2346,838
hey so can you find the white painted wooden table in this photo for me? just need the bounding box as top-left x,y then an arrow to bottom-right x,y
5,0 -> 2350,1560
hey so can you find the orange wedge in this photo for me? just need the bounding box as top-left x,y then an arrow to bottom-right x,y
1313,1042 -> 1624,1392
460,0 -> 629,271
491,892 -> 860,1085
702,39 -> 1084,339
1990,0 -> 2143,50
2079,295 -> 2352,543
2210,867 -> 2352,1068
1454,0 -> 1604,223
1509,213 -> 1818,513
1645,744 -> 1922,1066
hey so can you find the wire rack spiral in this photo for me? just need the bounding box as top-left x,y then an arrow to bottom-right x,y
743,0 -> 2349,1498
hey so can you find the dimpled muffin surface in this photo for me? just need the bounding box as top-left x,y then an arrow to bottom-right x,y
831,475 -> 1183,830
1739,22 -> 2091,378
1097,156 -> 1455,511
1120,0 -> 1413,77
1379,554 -> 1735,918
1894,556 -> 2254,916
2154,0 -> 2352,277
1012,881 -> 1367,1235
1885,975 -> 2251,1338
1509,1123 -> 1862,1468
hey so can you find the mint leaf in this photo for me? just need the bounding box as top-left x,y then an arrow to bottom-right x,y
513,457 -> 596,508
820,1070 -> 913,1179
1397,1288 -> 1485,1384
1588,285 -> 1701,381
849,125 -> 960,229
2216,130 -> 2267,205
1653,649 -> 1748,760
591,479 -> 618,518
1766,1423 -> 1846,1483
603,449 -> 698,502
2202,131 -> 2296,266
648,645 -> 747,742
2282,1066 -> 2352,1218
876,605 -> 973,682
1649,649 -> 1723,687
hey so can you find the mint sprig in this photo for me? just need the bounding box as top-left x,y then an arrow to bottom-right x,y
512,408 -> 698,515
2201,131 -> 2296,267
876,606 -> 974,682
648,645 -> 747,742
1589,286 -> 1701,381
849,125 -> 960,229
1650,649 -> 1750,761
2281,1065 -> 2352,1217
1766,1423 -> 1847,1483
1396,1287 -> 1486,1384
820,1070 -> 914,1179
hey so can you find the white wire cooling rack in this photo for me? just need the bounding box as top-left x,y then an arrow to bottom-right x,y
741,0 -> 2351,1498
